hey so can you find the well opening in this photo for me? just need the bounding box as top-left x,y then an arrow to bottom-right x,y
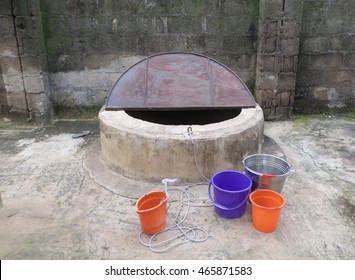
125,109 -> 242,125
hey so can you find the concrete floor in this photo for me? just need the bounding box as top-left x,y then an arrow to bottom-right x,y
0,115 -> 354,260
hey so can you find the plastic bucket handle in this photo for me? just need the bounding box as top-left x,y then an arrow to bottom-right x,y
136,194 -> 168,214
208,182 -> 251,211
251,195 -> 284,210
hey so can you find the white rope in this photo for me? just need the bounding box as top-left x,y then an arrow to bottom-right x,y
179,184 -> 214,208
187,126 -> 210,182
138,126 -> 214,252
138,179 -> 212,253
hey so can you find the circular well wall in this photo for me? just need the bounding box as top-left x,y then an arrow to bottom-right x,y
99,105 -> 264,183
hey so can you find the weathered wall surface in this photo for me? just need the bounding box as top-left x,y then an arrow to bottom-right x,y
0,0 -> 259,123
0,0 -> 53,123
0,0 -> 354,123
255,0 -> 303,120
44,0 -> 259,112
294,0 -> 355,114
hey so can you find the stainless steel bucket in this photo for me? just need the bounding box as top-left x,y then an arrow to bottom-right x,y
242,154 -> 291,193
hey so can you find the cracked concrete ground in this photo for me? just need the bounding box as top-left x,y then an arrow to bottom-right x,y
0,115 -> 354,259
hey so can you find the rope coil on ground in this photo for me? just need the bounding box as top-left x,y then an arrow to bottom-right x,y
138,179 -> 213,253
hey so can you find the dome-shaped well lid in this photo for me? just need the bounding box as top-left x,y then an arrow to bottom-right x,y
105,52 -> 256,110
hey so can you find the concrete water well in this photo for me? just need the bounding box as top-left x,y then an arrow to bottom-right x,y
99,53 -> 264,183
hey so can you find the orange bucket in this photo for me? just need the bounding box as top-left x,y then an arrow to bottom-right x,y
136,191 -> 168,235
249,189 -> 285,233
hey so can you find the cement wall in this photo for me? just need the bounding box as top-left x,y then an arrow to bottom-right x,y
0,0 -> 53,123
99,106 -> 264,182
0,0 -> 354,123
295,0 -> 355,114
255,0 -> 303,120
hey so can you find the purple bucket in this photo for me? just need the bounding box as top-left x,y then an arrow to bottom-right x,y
208,170 -> 252,219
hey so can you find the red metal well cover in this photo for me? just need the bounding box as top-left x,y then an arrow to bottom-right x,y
105,52 -> 256,110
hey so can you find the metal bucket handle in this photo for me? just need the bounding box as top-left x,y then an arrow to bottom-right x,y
208,182 -> 251,211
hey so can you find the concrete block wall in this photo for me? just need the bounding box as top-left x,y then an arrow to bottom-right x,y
1,0 -> 354,123
1,0 -> 260,123
0,0 -> 26,116
0,0 -> 53,123
255,0 -> 303,120
294,0 -> 355,113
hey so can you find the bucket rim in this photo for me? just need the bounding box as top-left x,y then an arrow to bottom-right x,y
136,191 -> 168,214
211,170 -> 252,193
242,153 -> 291,177
249,189 -> 286,210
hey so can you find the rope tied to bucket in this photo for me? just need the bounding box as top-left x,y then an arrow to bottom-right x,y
138,178 -> 212,253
